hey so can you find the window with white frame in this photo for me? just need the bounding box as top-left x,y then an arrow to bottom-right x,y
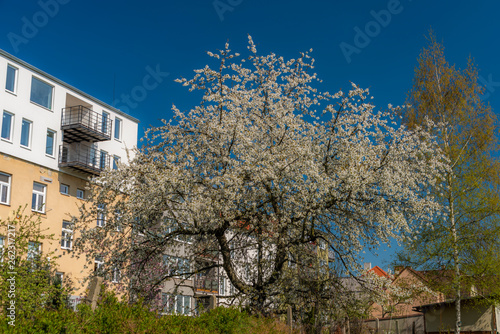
30,77 -> 53,110
20,119 -> 32,148
0,236 -> 4,261
0,172 -> 11,205
97,203 -> 106,227
60,183 -> 69,195
114,117 -> 121,140
99,150 -> 108,170
115,210 -> 122,232
101,111 -> 109,134
45,129 -> 56,156
76,188 -> 84,200
161,293 -> 191,315
94,256 -> 104,273
112,155 -> 120,170
219,276 -> 226,296
31,182 -> 46,213
27,241 -> 41,261
1,111 -> 14,141
164,255 -> 191,278
164,218 -> 192,243
112,267 -> 121,283
5,65 -> 17,93
61,221 -> 73,250
55,272 -> 64,285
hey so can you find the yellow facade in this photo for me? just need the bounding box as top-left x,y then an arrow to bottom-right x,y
0,153 -> 92,295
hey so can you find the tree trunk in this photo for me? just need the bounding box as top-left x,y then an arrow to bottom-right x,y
450,193 -> 461,334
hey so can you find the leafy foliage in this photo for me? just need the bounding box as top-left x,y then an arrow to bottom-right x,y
0,289 -> 292,334
397,31 -> 500,333
76,37 -> 444,319
0,206 -> 74,326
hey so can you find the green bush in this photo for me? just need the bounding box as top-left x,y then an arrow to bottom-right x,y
1,290 -> 291,333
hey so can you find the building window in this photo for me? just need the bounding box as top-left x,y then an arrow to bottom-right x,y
101,112 -> 109,134
31,182 -> 46,213
114,117 -> 121,140
94,256 -> 104,272
164,255 -> 190,278
20,119 -> 32,148
115,210 -> 122,232
27,241 -> 41,261
55,272 -> 64,285
97,204 -> 106,227
0,172 -> 11,205
112,155 -> 120,170
30,77 -> 53,110
60,183 -> 69,195
161,293 -> 191,315
61,221 -> 73,250
1,111 -> 13,141
45,129 -> 56,156
0,236 -> 4,261
99,150 -> 108,170
5,65 -> 17,93
219,276 -> 226,296
76,188 -> 84,199
112,267 -> 121,283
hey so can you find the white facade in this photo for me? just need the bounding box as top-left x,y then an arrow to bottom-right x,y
0,49 -> 139,174
0,49 -> 139,297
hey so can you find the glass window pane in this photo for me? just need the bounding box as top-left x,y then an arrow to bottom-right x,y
114,118 -> 121,139
1,112 -> 12,140
112,156 -> 119,170
6,66 -> 16,92
100,151 -> 107,169
0,173 -> 9,183
31,193 -> 37,210
176,296 -> 183,314
102,112 -> 108,134
46,130 -> 55,155
33,183 -> 44,192
184,296 -> 190,314
21,120 -> 31,147
60,184 -> 68,194
1,185 -> 7,203
30,77 -> 53,109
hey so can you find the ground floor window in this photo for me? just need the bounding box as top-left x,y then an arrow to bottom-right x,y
161,293 -> 191,315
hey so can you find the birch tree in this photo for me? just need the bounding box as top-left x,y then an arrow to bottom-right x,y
75,37 -> 445,316
397,32 -> 500,334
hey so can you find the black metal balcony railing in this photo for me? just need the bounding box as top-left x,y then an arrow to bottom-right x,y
194,277 -> 219,294
58,143 -> 110,175
61,105 -> 112,143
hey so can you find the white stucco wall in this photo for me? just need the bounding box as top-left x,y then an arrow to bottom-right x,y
0,50 -> 138,173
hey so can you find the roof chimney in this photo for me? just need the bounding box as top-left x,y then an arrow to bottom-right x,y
363,262 -> 372,271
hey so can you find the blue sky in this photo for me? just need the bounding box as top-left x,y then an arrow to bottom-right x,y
1,0 -> 499,271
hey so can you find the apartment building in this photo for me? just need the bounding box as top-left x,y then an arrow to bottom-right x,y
0,49 -> 139,300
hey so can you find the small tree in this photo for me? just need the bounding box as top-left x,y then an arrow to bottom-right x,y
76,37 -> 445,320
0,206 -> 73,323
397,31 -> 500,334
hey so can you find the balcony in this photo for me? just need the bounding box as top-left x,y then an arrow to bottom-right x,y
61,105 -> 112,143
58,143 -> 110,175
194,276 -> 219,294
